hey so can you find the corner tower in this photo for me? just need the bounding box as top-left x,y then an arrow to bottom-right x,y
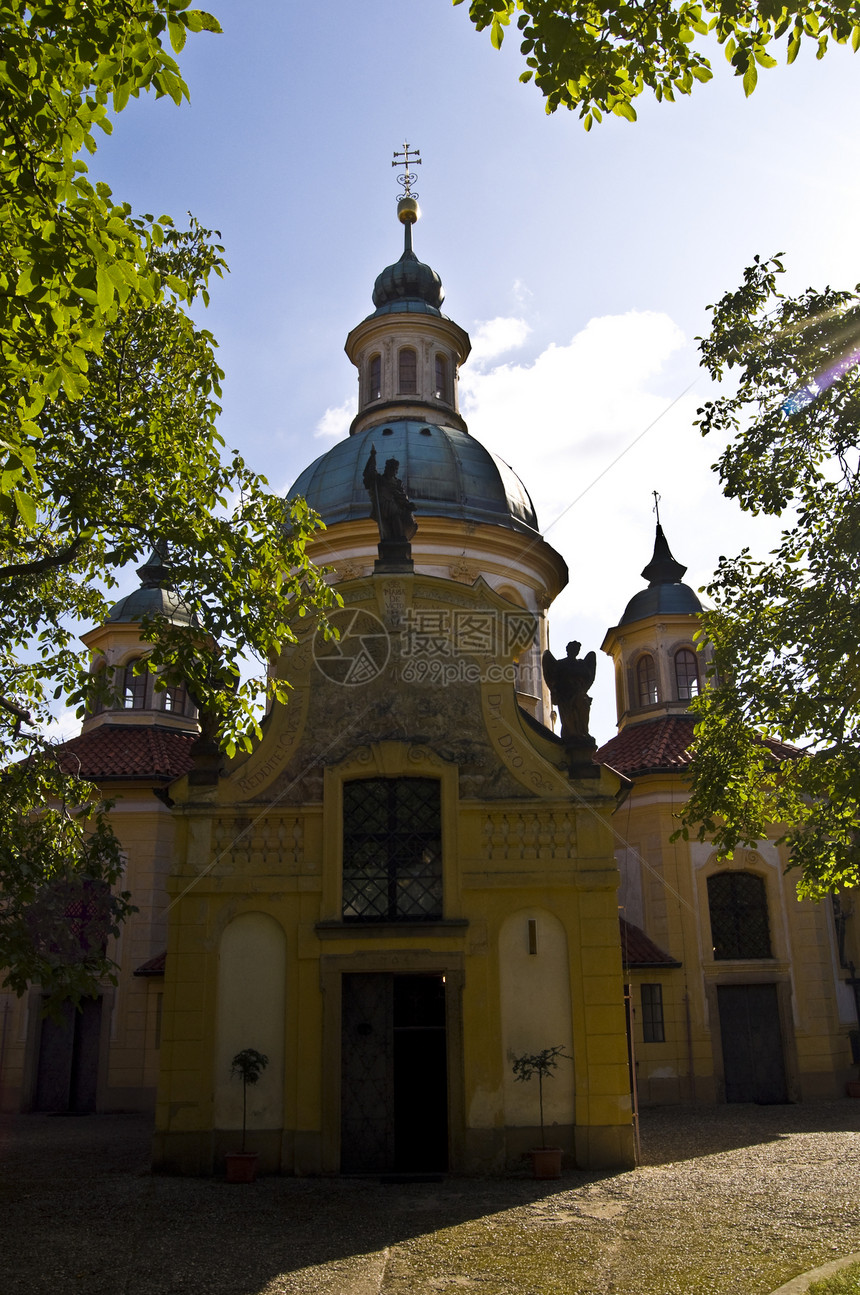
601,522 -> 713,734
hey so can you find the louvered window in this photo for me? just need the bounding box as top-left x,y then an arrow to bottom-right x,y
343,778 -> 442,922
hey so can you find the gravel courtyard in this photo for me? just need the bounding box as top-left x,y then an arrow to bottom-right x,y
1,1101 -> 859,1295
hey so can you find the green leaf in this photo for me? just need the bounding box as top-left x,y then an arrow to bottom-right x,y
168,17 -> 187,52
742,61 -> 758,95
12,490 -> 37,528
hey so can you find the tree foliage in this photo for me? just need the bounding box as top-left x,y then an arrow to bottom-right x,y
454,0 -> 860,127
678,255 -> 860,898
0,2 -> 339,1006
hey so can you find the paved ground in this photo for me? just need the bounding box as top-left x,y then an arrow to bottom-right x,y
1,1101 -> 860,1294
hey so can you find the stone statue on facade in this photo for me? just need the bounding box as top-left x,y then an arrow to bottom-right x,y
363,445 -> 417,543
542,640 -> 597,743
363,445 -> 417,571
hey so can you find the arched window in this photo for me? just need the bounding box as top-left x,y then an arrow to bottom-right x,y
707,871 -> 772,959
368,354 -> 381,401
637,654 -> 658,706
123,659 -> 146,709
342,777 -> 442,921
398,347 -> 417,394
675,648 -> 699,699
435,353 -> 449,401
163,682 -> 187,715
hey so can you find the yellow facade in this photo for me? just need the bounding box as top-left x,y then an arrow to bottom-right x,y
600,530 -> 858,1108
154,572 -> 636,1174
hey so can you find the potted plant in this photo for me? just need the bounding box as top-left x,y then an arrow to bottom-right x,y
511,1045 -> 571,1178
225,1048 -> 269,1182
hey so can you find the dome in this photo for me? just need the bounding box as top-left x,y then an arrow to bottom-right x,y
618,583 -> 703,625
617,523 -> 703,625
289,419 -> 539,535
372,248 -> 444,316
107,550 -> 194,626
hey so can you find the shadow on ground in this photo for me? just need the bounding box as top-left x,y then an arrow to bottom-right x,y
1,1101 -> 859,1295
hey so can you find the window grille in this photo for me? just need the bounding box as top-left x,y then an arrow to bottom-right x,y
641,983 -> 665,1042
398,348 -> 417,394
637,654 -> 658,706
343,778 -> 442,922
675,648 -> 699,700
708,871 -> 772,959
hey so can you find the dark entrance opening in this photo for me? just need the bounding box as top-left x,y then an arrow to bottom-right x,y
717,983 -> 789,1104
341,972 -> 448,1174
34,997 -> 102,1113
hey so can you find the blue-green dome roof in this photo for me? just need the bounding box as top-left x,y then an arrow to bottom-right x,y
618,524 -> 702,625
107,550 -> 194,626
372,248 -> 444,316
619,583 -> 702,625
289,419 -> 540,535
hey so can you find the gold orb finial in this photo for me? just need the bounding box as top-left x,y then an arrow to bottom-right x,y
397,195 -> 420,224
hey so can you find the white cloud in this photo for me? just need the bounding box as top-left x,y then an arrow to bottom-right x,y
458,309 -> 786,742
315,398 -> 354,439
468,316 -> 532,367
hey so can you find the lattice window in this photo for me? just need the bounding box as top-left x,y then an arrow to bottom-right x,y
641,983 -> 665,1042
637,654 -> 658,706
343,778 -> 442,922
123,659 -> 146,709
675,648 -> 699,700
398,347 -> 417,394
708,871 -> 772,960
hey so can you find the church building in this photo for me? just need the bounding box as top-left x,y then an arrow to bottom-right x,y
1,167 -> 857,1171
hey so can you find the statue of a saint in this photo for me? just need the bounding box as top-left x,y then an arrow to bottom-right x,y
542,640 -> 597,742
363,445 -> 417,544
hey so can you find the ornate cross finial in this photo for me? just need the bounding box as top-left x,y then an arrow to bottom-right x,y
392,142 -> 421,200
652,490 -> 662,525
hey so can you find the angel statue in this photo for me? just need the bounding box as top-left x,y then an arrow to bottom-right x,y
542,641 -> 597,742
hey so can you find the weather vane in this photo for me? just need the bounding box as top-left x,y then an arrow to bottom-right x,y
652,490 -> 662,525
392,142 -> 421,201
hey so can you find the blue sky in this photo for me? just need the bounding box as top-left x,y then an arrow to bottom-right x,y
89,0 -> 860,739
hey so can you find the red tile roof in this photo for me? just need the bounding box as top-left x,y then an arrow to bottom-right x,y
134,950 -> 167,977
597,717 -> 698,776
620,917 -> 681,968
56,725 -> 196,782
597,716 -> 801,777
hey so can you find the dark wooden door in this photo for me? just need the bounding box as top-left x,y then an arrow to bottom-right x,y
341,973 -> 448,1173
717,983 -> 788,1103
341,973 -> 394,1172
34,997 -> 102,1113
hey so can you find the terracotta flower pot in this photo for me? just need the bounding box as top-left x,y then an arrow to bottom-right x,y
225,1151 -> 259,1183
530,1147 -> 563,1179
